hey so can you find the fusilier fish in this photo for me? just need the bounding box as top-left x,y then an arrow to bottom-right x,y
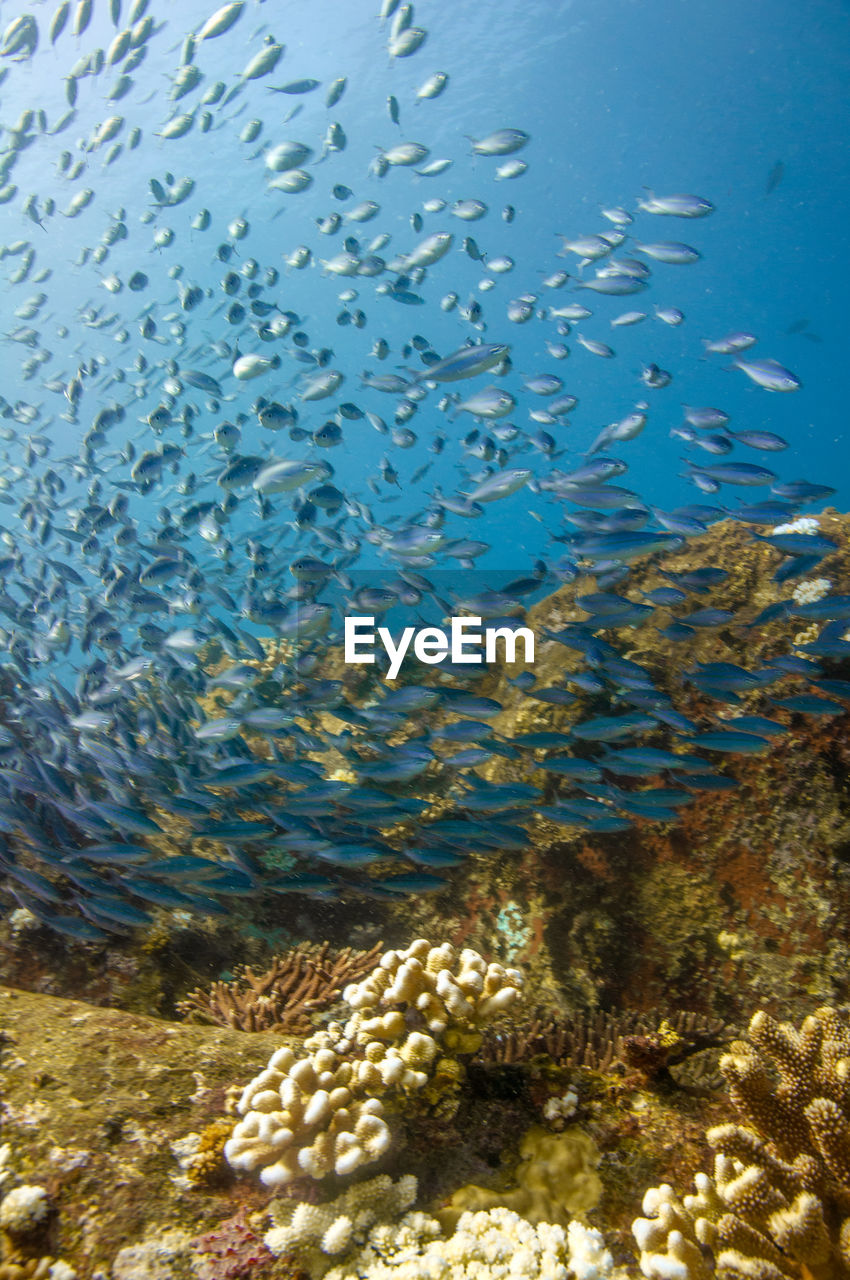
466,468 -> 532,502
468,129 -> 529,155
233,352 -> 280,379
632,241 -> 702,264
637,192 -> 715,217
196,1 -> 244,40
732,357 -> 801,392
417,71 -> 448,99
453,386 -> 516,418
381,141 -> 429,166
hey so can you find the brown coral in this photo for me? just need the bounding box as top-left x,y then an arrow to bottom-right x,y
478,1007 -> 726,1075
634,1005 -> 850,1280
184,1119 -> 236,1188
177,940 -> 383,1034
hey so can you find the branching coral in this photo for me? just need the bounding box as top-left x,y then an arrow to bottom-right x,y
263,1172 -> 616,1280
321,1207 -> 599,1280
177,940 -> 384,1034
633,1005 -> 850,1280
263,1172 -> 418,1263
224,940 -> 523,1187
479,1008 -> 725,1076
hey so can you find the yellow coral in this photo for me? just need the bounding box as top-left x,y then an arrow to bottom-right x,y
439,1126 -> 603,1229
634,1006 -> 850,1280
184,1119 -> 235,1187
225,940 -> 523,1187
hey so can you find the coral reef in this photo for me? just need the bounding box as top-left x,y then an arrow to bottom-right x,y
3,519 -> 850,1051
320,1206 -> 613,1280
224,940 -> 523,1187
479,1009 -> 727,1078
380,513 -> 850,1028
440,1126 -> 603,1229
264,1172 -> 418,1264
177,941 -> 384,1034
0,974 -> 732,1276
633,1005 -> 850,1280
263,1170 -> 618,1280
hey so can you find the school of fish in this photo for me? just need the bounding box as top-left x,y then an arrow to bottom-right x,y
0,0 -> 847,941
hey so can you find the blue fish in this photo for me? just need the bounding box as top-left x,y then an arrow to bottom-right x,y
689,730 -> 771,753
771,695 -> 846,717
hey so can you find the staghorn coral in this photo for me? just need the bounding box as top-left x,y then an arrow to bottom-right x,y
633,1005 -> 850,1280
224,940 -> 523,1188
177,940 -> 384,1034
479,1008 -> 726,1076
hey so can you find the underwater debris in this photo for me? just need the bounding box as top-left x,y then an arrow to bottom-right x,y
177,940 -> 384,1034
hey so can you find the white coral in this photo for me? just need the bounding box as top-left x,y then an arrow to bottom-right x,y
268,1175 -> 621,1280
567,1222 -> 614,1280
320,1204 -> 604,1280
227,941 -> 523,1186
265,1172 -> 418,1259
0,1183 -> 49,1232
633,1177 -> 721,1280
791,577 -> 831,605
771,517 -> 819,536
544,1090 -> 579,1126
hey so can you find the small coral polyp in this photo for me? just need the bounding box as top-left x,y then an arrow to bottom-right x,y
224,940 -> 523,1187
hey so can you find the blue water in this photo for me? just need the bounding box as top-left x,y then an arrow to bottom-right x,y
4,0 -> 847,562
0,0 -> 849,936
